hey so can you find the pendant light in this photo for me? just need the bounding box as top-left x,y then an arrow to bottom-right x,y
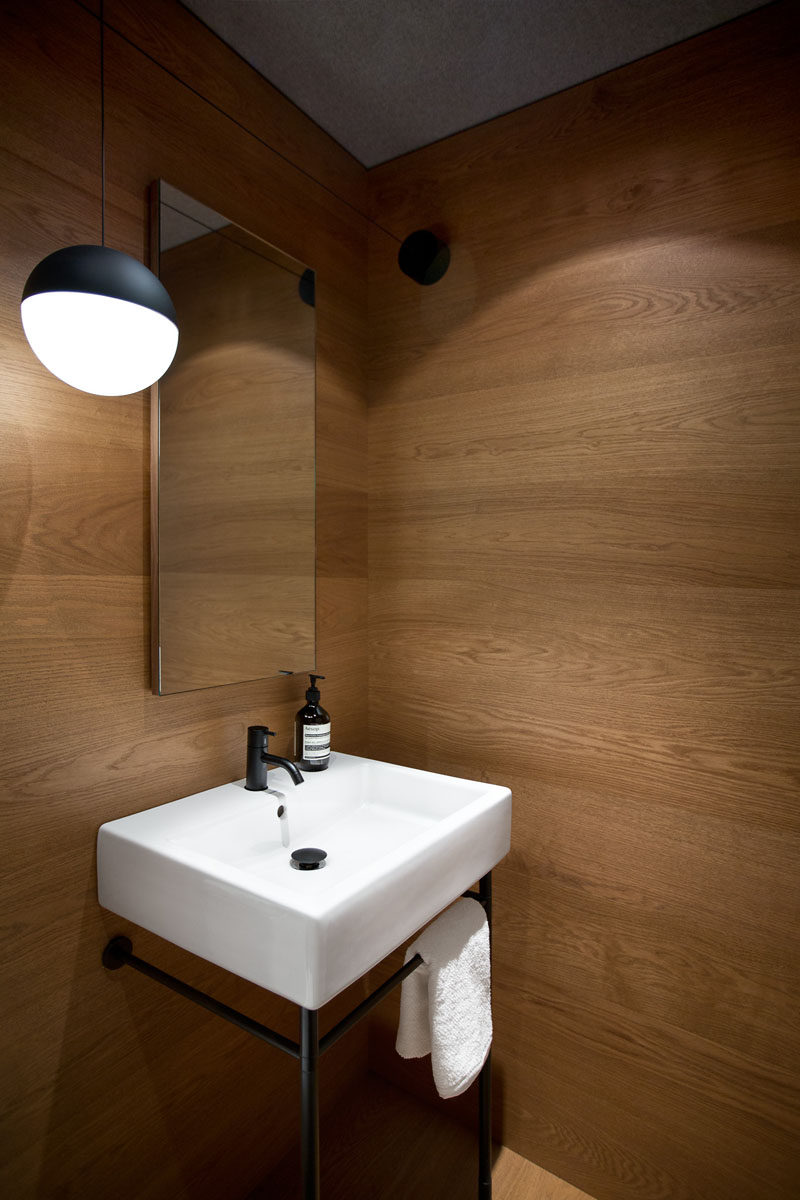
20,3 -> 178,396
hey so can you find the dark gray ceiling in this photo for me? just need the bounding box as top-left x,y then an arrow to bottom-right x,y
181,0 -> 771,167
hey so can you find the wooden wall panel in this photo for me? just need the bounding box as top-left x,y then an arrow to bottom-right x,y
367,5 -> 800,1200
0,1 -> 367,1196
105,0 -> 366,213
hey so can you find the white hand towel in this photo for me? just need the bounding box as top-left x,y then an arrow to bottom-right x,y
395,897 -> 491,1099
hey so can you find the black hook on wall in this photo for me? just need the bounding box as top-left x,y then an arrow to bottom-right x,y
398,229 -> 450,285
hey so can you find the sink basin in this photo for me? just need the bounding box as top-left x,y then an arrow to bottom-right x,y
97,752 -> 511,1008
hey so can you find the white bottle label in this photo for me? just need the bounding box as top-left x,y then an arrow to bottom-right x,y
303,723 -> 331,760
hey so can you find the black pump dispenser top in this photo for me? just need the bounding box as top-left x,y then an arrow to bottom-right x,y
306,674 -> 325,703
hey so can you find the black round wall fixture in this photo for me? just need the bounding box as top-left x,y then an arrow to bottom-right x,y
398,230 -> 450,286
298,268 -> 316,307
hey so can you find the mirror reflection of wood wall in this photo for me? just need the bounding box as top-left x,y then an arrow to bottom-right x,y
158,222 -> 315,693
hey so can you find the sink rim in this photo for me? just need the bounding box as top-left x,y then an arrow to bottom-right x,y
102,753 -> 509,918
97,751 -> 512,1007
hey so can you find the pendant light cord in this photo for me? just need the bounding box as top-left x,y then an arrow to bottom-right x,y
100,0 -> 105,247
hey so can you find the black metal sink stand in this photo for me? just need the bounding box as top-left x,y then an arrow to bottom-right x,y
102,871 -> 493,1198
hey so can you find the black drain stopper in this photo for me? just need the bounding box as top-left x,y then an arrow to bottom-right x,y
291,847 -> 327,871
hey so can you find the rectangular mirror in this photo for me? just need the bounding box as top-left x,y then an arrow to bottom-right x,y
151,181 -> 316,694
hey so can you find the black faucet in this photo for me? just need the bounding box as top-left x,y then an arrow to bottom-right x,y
245,725 -> 305,790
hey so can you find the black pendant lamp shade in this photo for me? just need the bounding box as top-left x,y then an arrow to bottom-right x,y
21,244 -> 179,397
22,244 -> 177,320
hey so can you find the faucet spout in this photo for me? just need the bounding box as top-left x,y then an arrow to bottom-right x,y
261,753 -> 305,787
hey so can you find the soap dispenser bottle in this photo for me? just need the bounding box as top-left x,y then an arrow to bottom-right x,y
295,674 -> 331,771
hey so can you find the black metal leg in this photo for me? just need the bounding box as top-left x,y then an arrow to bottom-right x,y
300,1007 -> 320,1200
478,871 -> 493,1197
479,1049 -> 492,1197
102,878 -> 492,1200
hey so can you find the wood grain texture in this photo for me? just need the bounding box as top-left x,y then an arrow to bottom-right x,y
104,0 -> 366,213
367,5 -> 800,1200
0,0 -> 367,1196
252,1072 -> 597,1200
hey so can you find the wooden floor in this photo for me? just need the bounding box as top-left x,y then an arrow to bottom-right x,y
250,1073 -> 596,1200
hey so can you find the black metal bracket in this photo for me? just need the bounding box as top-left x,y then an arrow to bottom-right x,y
101,934 -> 423,1061
102,872 -> 493,1198
101,934 -> 305,1058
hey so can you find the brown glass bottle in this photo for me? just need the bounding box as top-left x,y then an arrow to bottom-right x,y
294,674 -> 331,771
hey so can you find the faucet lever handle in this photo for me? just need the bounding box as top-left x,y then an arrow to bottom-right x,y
247,725 -> 276,750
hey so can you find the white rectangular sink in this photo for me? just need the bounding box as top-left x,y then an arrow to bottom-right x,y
97,752 -> 511,1008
